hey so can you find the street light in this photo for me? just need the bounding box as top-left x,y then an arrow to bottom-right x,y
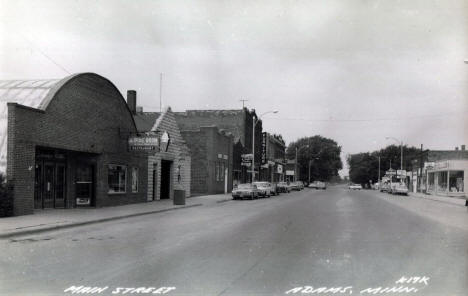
252,110 -> 278,182
385,136 -> 403,170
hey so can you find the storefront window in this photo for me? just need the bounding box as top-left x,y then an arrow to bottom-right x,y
436,171 -> 448,192
131,167 -> 138,193
428,173 -> 435,192
108,165 -> 126,193
449,171 -> 464,193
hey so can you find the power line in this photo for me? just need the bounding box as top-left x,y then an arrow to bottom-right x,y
270,111 -> 467,123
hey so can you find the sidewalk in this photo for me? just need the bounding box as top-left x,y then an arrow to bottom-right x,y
0,193 -> 232,239
408,191 -> 467,207
374,191 -> 468,231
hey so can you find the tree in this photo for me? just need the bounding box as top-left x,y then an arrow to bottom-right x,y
347,145 -> 421,186
286,136 -> 343,182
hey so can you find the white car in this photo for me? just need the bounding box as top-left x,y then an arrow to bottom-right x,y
252,182 -> 273,198
349,183 -> 362,190
391,182 -> 408,195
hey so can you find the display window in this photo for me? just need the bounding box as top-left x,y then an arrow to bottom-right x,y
449,171 -> 464,193
108,165 -> 127,193
436,171 -> 448,192
428,172 -> 435,192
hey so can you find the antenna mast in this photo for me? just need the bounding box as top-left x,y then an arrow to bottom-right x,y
240,99 -> 248,108
159,73 -> 163,112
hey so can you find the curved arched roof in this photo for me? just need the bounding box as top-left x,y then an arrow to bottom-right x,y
0,73 -> 136,174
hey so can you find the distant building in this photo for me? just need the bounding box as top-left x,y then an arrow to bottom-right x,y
180,126 -> 233,195
174,108 -> 263,184
285,159 -> 297,182
259,133 -> 286,182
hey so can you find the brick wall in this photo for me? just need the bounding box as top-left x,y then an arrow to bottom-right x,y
5,73 -> 148,216
145,108 -> 191,200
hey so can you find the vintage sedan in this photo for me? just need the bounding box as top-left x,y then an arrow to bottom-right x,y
348,183 -> 363,190
276,182 -> 291,193
309,181 -> 326,190
391,182 -> 409,195
253,181 -> 274,197
232,183 -> 260,200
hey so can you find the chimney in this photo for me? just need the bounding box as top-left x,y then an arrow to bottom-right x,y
462,145 -> 466,151
127,90 -> 137,115
455,147 -> 459,151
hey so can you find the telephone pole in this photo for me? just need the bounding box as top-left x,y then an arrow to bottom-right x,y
240,99 -> 248,108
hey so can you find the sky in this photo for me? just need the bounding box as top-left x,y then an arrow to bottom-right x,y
1,0 -> 467,176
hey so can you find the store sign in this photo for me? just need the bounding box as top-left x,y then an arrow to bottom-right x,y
386,169 -> 396,176
424,162 -> 435,169
397,170 -> 407,177
241,154 -> 253,161
277,164 -> 283,174
286,170 -> 295,176
261,132 -> 267,164
435,161 -> 448,170
128,134 -> 160,151
241,162 -> 251,167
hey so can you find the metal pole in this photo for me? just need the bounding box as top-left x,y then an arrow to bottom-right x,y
378,156 -> 381,185
308,160 -> 311,184
252,118 -> 255,183
295,146 -> 298,182
400,142 -> 403,170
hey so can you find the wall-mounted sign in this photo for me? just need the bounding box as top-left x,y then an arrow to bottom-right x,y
160,131 -> 171,152
217,154 -> 223,159
241,154 -> 253,161
223,155 -> 228,160
261,132 -> 267,164
396,170 -> 407,177
277,164 -> 283,174
286,170 -> 295,176
434,161 -> 448,170
385,170 -> 396,176
241,161 -> 251,167
128,135 -> 160,151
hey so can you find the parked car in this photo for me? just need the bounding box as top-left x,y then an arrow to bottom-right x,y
277,182 -> 291,193
270,182 -> 279,195
253,182 -> 273,197
232,183 -> 259,200
309,181 -> 326,190
372,182 -> 380,190
348,183 -> 362,190
391,182 -> 409,195
380,181 -> 391,193
290,181 -> 302,191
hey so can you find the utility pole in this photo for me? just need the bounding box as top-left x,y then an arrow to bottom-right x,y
159,73 -> 163,112
295,146 -> 298,182
252,116 -> 256,183
378,156 -> 381,187
240,99 -> 248,108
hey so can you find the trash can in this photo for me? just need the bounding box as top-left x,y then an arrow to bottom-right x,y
174,190 -> 186,205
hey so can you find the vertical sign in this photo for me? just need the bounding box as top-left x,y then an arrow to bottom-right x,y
261,132 -> 267,164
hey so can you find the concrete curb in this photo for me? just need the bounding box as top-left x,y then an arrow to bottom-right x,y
407,192 -> 466,208
0,203 -> 203,240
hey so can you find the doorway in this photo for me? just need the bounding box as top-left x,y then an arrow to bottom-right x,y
152,164 -> 158,201
160,160 -> 172,199
34,160 -> 66,209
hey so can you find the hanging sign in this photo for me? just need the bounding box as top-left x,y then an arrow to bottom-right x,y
261,132 -> 267,164
160,131 -> 171,152
128,134 -> 160,151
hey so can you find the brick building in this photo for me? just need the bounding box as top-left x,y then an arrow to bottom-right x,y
131,97 -> 191,201
180,126 -> 233,195
174,108 -> 262,184
0,73 -> 148,216
259,133 -> 286,182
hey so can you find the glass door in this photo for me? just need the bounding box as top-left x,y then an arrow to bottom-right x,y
43,162 -> 55,208
54,164 -> 66,208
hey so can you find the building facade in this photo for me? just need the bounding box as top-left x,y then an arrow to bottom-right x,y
0,73 -> 148,216
180,126 -> 233,195
131,97 -> 191,201
409,146 -> 468,201
259,133 -> 286,182
174,108 -> 262,184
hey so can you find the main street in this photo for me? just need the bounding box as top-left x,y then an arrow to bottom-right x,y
1,187 -> 467,296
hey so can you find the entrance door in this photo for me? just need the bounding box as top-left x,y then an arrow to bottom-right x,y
34,163 -> 43,209
75,164 -> 94,206
55,164 -> 66,208
43,162 -> 55,208
152,167 -> 157,201
160,160 -> 172,199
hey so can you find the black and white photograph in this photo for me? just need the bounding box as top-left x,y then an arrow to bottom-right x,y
0,0 -> 467,295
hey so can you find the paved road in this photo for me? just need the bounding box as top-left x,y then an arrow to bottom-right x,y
1,187 -> 467,295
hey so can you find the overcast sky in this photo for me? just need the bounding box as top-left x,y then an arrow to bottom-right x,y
1,0 -> 467,176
